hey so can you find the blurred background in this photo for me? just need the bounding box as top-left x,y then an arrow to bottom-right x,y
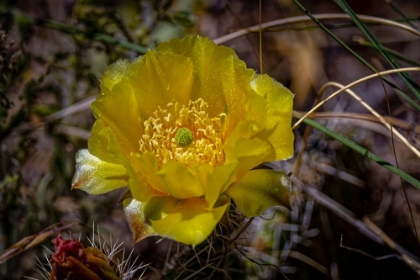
1,0 -> 420,279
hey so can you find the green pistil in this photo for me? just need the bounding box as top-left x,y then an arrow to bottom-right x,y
175,127 -> 194,147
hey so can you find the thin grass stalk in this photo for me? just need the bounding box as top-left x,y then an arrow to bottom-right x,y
293,111 -> 420,189
354,36 -> 420,67
333,0 -> 420,102
323,81 -> 420,159
292,67 -> 420,129
290,0 -> 420,111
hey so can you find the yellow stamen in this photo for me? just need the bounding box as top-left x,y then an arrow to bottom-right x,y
139,99 -> 224,168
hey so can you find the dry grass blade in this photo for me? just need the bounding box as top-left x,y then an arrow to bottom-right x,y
363,217 -> 420,275
291,177 -> 420,275
321,81 -> 420,159
292,67 -> 420,130
8,95 -> 96,137
301,111 -> 420,136
286,251 -> 329,275
214,13 -> 420,45
0,221 -> 80,264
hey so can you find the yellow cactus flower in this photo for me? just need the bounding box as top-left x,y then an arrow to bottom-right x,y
72,35 -> 294,245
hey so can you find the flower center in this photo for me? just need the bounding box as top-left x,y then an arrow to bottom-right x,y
175,127 -> 194,147
139,99 -> 225,169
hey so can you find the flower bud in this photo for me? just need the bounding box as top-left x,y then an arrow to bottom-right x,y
49,236 -> 119,280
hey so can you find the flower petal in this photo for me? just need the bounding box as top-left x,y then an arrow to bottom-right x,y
130,153 -> 206,199
223,120 -> 262,163
88,120 -> 127,164
151,197 -> 230,245
123,196 -> 230,245
221,56 -> 256,137
130,152 -> 164,191
92,60 -> 143,161
204,163 -> 237,208
225,169 -> 292,217
222,119 -> 275,184
157,161 -> 205,199
246,91 -> 268,129
126,51 -> 193,119
234,137 -> 271,176
251,74 -> 294,160
156,36 -> 255,124
88,120 -> 116,164
72,149 -> 128,194
156,36 -> 230,117
192,164 -> 213,190
123,198 -> 154,243
87,122 -> 164,201
100,59 -> 130,91
126,165 -> 164,202
123,196 -> 181,243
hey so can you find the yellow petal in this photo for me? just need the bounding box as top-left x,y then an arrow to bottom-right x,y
92,60 -> 143,161
151,197 -> 230,245
223,120 -> 261,164
189,163 -> 237,208
100,59 -> 130,92
130,153 -> 205,199
225,169 -> 292,217
123,196 -> 183,243
126,165 -> 164,202
221,56 -> 256,136
156,36 -> 255,121
245,90 -> 268,129
88,120 -> 116,164
130,152 -> 163,189
157,161 -> 205,199
225,134 -> 272,181
235,137 -> 271,176
156,36 -> 229,117
72,149 -> 128,194
123,195 -> 230,245
88,120 -> 126,165
126,51 -> 193,119
89,123 -> 158,203
204,162 -> 237,208
251,74 -> 294,160
192,164 -> 213,190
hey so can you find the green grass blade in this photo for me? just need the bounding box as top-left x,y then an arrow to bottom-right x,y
334,0 -> 420,101
387,0 -> 420,31
292,0 -> 420,112
292,0 -> 373,71
356,37 -> 420,67
293,112 -> 420,189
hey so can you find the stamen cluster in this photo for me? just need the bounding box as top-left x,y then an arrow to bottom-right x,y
139,99 -> 225,168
